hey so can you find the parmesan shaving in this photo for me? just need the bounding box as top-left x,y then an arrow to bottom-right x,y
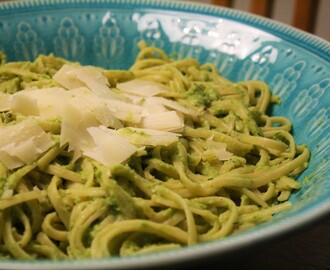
84,126 -> 139,167
117,79 -> 169,96
112,127 -> 180,146
139,111 -> 184,132
0,119 -> 54,169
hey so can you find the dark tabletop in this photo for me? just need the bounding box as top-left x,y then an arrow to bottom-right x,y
177,215 -> 330,270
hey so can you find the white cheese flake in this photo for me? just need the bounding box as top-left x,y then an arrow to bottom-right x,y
84,126 -> 139,167
117,79 -> 169,97
68,66 -> 121,99
0,151 -> 24,170
60,102 -> 101,161
141,103 -> 167,117
206,140 -> 233,161
146,96 -> 199,118
11,92 -> 39,116
12,87 -> 67,119
0,119 -> 55,169
112,127 -> 180,146
54,64 -> 122,100
139,111 -> 184,132
102,98 -> 143,124
53,64 -> 86,89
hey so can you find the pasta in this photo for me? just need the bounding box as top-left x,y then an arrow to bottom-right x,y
0,41 -> 310,260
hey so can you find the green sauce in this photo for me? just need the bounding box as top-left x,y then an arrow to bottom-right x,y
186,84 -> 219,108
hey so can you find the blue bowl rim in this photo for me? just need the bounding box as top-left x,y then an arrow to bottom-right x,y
0,0 -> 329,62
0,0 -> 329,269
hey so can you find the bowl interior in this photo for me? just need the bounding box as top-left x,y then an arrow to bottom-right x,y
0,0 -> 329,268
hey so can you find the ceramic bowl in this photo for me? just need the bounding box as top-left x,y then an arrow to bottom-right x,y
0,0 -> 329,269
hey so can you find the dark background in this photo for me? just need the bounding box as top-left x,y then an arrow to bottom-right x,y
178,215 -> 330,270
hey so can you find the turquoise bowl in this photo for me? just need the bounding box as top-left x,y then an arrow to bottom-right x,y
0,0 -> 329,269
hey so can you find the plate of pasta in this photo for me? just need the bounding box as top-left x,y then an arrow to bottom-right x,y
0,0 -> 329,269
